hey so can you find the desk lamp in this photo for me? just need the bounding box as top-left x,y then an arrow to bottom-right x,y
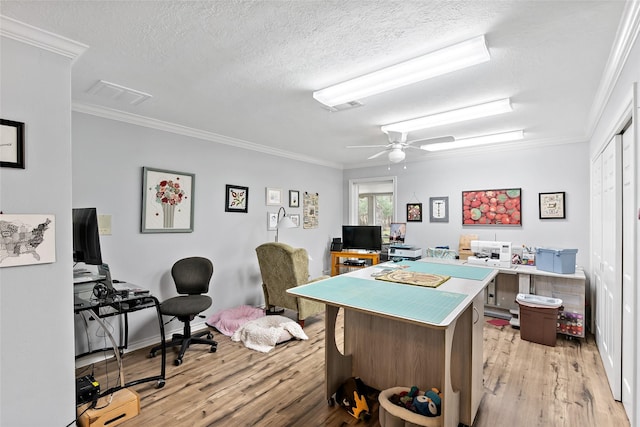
275,206 -> 295,242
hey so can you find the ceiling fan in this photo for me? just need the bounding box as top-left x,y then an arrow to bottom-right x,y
347,131 -> 455,163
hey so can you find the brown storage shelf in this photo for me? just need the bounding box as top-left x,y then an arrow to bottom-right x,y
330,251 -> 380,276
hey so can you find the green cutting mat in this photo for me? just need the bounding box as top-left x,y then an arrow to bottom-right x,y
291,275 -> 467,325
394,261 -> 493,281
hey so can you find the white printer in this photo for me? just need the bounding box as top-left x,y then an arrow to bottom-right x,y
388,245 -> 422,260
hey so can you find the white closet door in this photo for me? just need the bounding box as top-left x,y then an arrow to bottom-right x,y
591,154 -> 603,335
598,135 -> 622,400
621,120 -> 636,421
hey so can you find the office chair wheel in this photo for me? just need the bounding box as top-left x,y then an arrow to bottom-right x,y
174,358 -> 183,366
207,332 -> 213,339
157,379 -> 166,388
149,350 -> 156,358
210,345 -> 217,353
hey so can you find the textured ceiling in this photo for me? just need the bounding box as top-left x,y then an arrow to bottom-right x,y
0,1 -> 629,168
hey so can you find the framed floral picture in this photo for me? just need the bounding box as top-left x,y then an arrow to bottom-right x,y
142,167 -> 195,233
407,203 -> 423,222
225,184 -> 249,213
290,214 -> 300,227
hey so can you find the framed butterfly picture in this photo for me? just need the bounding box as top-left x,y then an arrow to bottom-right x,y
225,184 -> 249,213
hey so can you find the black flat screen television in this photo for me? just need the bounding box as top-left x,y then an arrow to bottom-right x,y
341,225 -> 382,252
72,207 -> 103,265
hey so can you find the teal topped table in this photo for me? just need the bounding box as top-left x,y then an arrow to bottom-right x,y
291,274 -> 467,326
288,259 -> 497,427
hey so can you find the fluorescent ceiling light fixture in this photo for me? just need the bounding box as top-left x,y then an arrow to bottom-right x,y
381,98 -> 512,134
421,130 -> 524,152
313,35 -> 490,107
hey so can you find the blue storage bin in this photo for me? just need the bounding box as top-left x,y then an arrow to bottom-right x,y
535,247 -> 578,274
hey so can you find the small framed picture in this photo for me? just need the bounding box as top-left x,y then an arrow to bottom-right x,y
225,184 -> 249,213
267,212 -> 278,230
289,190 -> 300,208
266,187 -> 282,206
539,192 -> 565,219
0,119 -> 25,169
429,197 -> 449,223
290,214 -> 300,227
407,203 -> 423,222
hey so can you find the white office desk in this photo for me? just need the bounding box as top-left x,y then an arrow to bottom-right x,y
422,257 -> 587,336
288,260 -> 497,427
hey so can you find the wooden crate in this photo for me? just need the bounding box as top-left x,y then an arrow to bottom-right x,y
77,388 -> 140,427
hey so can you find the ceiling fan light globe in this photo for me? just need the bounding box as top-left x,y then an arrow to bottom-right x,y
388,149 -> 405,163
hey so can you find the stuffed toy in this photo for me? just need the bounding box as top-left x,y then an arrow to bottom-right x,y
413,388 -> 442,417
389,386 -> 442,417
332,377 -> 373,421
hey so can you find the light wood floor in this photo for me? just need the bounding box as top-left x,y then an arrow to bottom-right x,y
77,310 -> 629,427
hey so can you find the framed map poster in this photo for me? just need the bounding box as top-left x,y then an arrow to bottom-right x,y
0,214 -> 55,267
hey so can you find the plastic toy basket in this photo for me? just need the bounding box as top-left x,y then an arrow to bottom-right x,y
378,387 -> 442,427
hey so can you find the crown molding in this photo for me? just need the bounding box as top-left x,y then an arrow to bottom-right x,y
586,0 -> 640,137
72,102 -> 343,170
0,15 -> 88,62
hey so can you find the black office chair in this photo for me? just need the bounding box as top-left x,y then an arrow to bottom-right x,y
150,257 -> 217,366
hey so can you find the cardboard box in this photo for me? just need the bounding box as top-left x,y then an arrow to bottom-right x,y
78,388 -> 140,427
535,247 -> 577,274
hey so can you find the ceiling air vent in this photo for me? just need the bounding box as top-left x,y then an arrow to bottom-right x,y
86,80 -> 152,106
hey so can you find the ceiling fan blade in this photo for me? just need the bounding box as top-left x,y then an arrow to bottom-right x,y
367,150 -> 388,160
346,144 -> 389,149
406,135 -> 455,146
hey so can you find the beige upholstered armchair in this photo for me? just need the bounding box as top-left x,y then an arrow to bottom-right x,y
255,242 -> 328,327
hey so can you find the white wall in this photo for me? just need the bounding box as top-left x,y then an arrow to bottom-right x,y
72,112 -> 343,348
343,142 -> 590,268
0,37 -> 77,425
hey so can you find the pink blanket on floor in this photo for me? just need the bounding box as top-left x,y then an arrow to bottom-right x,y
206,305 -> 265,336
